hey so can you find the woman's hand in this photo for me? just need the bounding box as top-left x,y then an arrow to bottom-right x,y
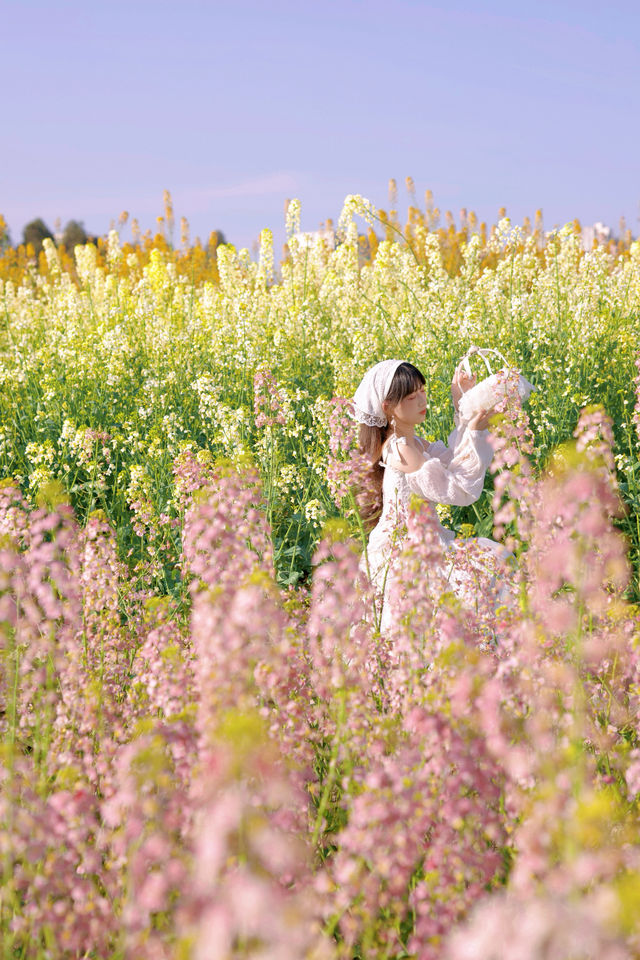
451,365 -> 476,412
468,406 -> 495,431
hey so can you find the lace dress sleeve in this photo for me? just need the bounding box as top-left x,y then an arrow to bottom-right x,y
408,422 -> 494,506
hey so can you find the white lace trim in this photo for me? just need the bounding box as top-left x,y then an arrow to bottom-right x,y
352,403 -> 387,427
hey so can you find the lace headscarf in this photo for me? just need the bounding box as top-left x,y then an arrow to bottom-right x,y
352,359 -> 404,427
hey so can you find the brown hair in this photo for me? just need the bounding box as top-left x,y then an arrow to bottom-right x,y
357,361 -> 426,528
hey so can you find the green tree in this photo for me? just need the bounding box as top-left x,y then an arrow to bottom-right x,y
0,215 -> 11,251
206,229 -> 228,254
61,219 -> 88,249
22,218 -> 53,254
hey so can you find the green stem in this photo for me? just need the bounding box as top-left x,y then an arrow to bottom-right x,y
312,691 -> 346,847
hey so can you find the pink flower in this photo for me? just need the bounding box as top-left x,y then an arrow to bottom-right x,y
253,367 -> 288,429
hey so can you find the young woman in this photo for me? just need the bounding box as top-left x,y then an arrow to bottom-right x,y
353,358 -> 506,633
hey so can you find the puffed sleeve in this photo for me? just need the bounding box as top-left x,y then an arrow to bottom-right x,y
408,423 -> 494,506
426,412 -> 467,466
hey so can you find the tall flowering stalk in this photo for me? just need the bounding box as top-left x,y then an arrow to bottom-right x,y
314,500 -> 510,956
0,486 -> 120,955
253,366 -> 287,430
180,462 -> 332,957
325,398 -> 379,548
446,404 -> 640,959
633,356 -> 640,445
488,368 -> 536,550
304,534 -> 379,857
182,719 -> 333,960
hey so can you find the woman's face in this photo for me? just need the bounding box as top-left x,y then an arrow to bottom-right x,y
385,382 -> 427,427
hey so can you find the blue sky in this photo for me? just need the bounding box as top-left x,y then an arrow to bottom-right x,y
2,0 -> 639,254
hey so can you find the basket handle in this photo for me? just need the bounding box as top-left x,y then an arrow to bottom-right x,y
459,346 -> 510,379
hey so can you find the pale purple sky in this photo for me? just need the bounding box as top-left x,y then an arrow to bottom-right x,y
2,0 -> 639,254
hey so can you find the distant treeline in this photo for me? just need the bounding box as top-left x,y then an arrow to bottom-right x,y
0,181 -> 637,288
22,218 -> 93,253
1,217 -> 227,256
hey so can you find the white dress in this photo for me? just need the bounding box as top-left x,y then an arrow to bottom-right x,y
361,417 -> 506,633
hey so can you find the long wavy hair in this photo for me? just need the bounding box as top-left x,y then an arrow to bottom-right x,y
357,361 -> 426,529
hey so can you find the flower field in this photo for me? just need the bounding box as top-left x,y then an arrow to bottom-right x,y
1,192 -> 640,957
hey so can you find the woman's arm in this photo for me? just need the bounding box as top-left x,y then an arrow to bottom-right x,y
426,405 -> 494,469
387,420 -> 494,507
451,365 -> 476,412
406,427 -> 493,505
427,413 -> 462,467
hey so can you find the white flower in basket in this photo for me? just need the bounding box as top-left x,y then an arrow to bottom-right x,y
456,346 -> 535,424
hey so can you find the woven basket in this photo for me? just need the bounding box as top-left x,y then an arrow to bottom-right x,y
456,346 -> 535,423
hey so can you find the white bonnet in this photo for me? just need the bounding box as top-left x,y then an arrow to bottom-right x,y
352,359 -> 404,427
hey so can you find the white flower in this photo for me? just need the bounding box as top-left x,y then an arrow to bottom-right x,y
304,498 -> 326,524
